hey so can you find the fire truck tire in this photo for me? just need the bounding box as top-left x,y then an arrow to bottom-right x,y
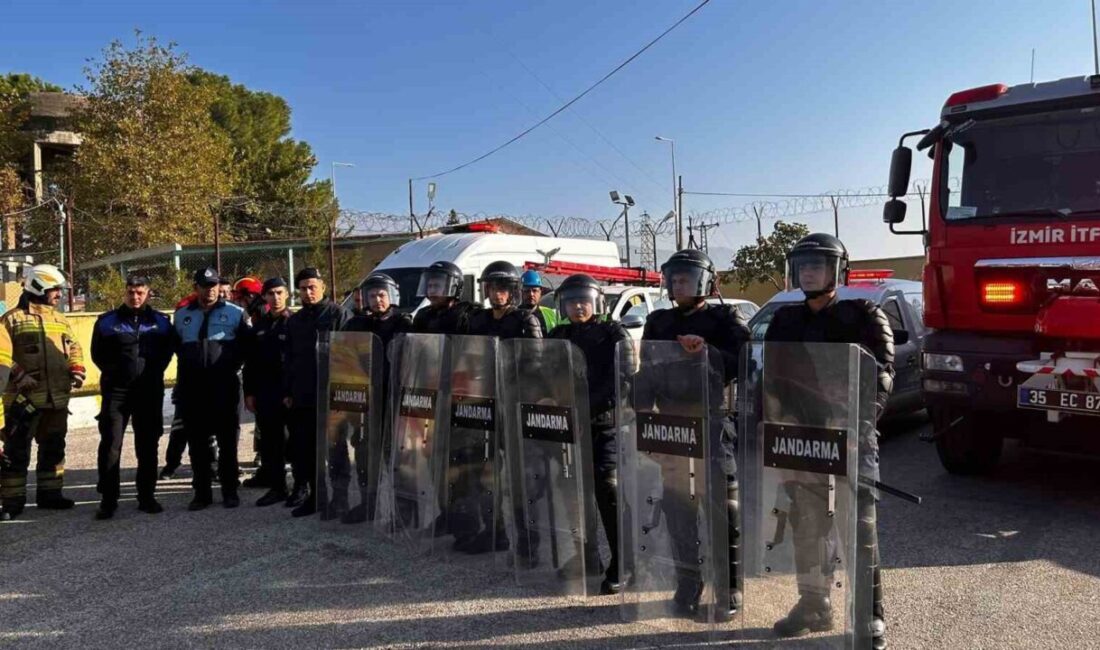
932,405 -> 1003,475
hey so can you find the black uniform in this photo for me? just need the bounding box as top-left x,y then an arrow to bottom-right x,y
466,306 -> 542,339
92,304 -> 174,507
549,318 -> 630,584
642,302 -> 751,612
284,297 -> 353,505
244,309 -> 292,492
412,300 -> 476,335
341,307 -> 412,516
764,296 -> 894,633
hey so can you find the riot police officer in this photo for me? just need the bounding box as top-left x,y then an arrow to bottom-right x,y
548,273 -> 630,594
244,277 -> 293,507
412,261 -> 476,334
519,269 -> 558,336
642,248 -> 750,617
467,261 -> 541,339
342,272 -> 412,523
92,274 -> 174,519
763,233 -> 893,649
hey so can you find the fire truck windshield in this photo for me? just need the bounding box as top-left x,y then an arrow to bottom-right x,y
942,106 -> 1100,221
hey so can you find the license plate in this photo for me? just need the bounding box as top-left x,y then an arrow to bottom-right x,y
1017,387 -> 1100,416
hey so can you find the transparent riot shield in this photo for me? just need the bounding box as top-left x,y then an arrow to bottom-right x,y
738,341 -> 877,649
377,333 -> 446,546
618,340 -> 730,635
432,335 -> 502,560
317,331 -> 384,525
499,338 -> 599,596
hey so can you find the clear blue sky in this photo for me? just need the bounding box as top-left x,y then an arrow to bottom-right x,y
2,0 -> 1096,262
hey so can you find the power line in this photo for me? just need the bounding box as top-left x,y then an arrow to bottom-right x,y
412,0 -> 713,181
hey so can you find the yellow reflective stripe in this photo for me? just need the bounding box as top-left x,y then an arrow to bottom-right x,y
0,350 -> 12,364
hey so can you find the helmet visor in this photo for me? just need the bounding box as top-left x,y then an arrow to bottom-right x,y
557,286 -> 604,320
417,269 -> 460,299
787,253 -> 841,295
359,283 -> 400,312
662,265 -> 712,302
481,278 -> 519,308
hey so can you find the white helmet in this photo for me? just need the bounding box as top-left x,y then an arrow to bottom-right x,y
23,264 -> 67,296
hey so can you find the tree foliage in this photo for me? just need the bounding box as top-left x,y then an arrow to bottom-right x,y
51,35 -> 235,261
729,220 -> 810,291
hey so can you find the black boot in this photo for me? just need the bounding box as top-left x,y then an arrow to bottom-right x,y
0,502 -> 25,520
95,499 -> 118,520
256,488 -> 287,507
291,490 -> 316,517
159,464 -> 178,480
36,492 -> 75,510
137,498 -> 164,514
774,594 -> 834,637
671,580 -> 703,618
223,490 -> 240,509
599,566 -> 622,595
458,528 -> 510,554
320,492 -> 349,521
188,493 -> 214,511
285,483 -> 308,508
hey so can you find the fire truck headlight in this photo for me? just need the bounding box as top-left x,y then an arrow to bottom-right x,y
924,352 -> 964,372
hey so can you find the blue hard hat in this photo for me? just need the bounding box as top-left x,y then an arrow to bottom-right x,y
521,269 -> 545,289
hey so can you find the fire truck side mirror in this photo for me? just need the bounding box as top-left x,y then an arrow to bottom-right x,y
888,145 -> 913,197
883,199 -> 907,225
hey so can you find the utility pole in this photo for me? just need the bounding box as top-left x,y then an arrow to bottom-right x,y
408,178 -> 415,233
830,195 -> 840,238
213,211 -> 221,274
677,175 -> 684,247
752,204 -> 763,241
65,196 -> 75,311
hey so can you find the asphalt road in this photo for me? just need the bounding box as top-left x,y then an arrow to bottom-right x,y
1,414 -> 1098,649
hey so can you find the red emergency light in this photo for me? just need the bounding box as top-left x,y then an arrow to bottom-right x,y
524,260 -> 661,286
847,269 -> 895,283
439,221 -> 500,234
945,84 -> 1008,108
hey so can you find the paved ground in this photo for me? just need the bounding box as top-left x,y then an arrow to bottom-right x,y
2,414 -> 1099,649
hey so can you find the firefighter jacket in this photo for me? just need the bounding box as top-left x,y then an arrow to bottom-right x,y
2,301 -> 85,409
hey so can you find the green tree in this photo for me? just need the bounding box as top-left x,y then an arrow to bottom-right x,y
729,220 -> 810,291
0,73 -> 62,97
186,70 -> 335,241
50,35 -> 235,261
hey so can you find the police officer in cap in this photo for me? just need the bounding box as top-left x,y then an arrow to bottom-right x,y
642,248 -> 750,617
412,261 -> 476,334
92,274 -> 174,519
341,272 -> 412,523
283,267 -> 352,517
548,274 -> 630,594
173,267 -> 251,510
244,277 -> 293,507
519,269 -> 558,336
467,261 -> 541,339
763,233 -> 893,648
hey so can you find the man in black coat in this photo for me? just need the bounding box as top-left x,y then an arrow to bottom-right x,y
283,267 -> 352,517
92,275 -> 174,519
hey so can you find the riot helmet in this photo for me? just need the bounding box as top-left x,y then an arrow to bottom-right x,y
556,273 -> 606,322
479,260 -> 520,309
786,233 -> 848,299
661,248 -> 717,307
360,272 -> 400,314
416,261 -> 464,301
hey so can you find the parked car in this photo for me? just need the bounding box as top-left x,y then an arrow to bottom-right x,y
705,296 -> 760,322
747,276 -> 927,418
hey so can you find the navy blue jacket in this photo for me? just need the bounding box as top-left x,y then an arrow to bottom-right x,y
91,304 -> 173,392
284,298 -> 352,408
244,309 -> 290,408
172,298 -> 250,404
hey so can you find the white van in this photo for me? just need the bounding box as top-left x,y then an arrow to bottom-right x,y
372,231 -> 622,315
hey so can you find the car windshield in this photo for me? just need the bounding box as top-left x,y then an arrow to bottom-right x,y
943,106 -> 1100,221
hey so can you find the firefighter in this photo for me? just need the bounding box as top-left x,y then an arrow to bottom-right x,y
763,233 -> 893,649
411,261 -> 476,335
0,264 -> 86,519
466,261 -> 541,339
519,269 -> 558,336
0,312 -> 13,508
283,267 -> 352,517
547,273 -> 630,594
341,272 -> 412,523
91,274 -> 174,519
244,277 -> 293,507
173,267 -> 251,511
642,248 -> 751,617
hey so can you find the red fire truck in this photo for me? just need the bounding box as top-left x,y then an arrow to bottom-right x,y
885,76 -> 1100,474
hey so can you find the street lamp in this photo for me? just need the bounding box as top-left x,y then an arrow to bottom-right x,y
610,191 -> 635,266
654,136 -> 679,249
330,161 -> 355,200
